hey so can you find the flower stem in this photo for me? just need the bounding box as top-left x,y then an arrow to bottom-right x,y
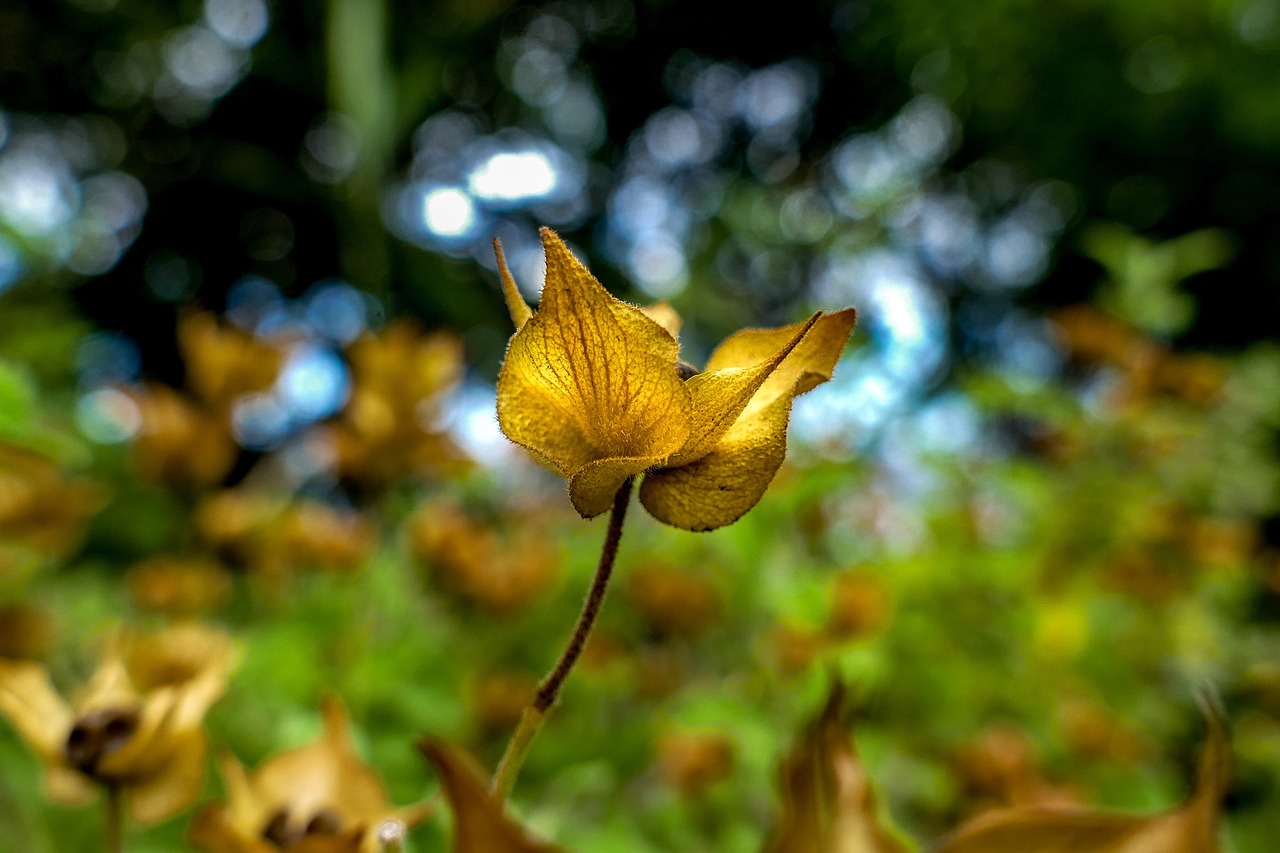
104,784 -> 123,853
490,478 -> 634,801
376,818 -> 407,852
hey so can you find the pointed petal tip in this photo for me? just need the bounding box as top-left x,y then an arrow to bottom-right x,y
494,237 -> 533,328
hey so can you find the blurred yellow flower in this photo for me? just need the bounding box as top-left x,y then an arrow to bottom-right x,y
333,321 -> 469,485
128,383 -> 239,488
195,489 -> 375,581
625,563 -> 722,641
0,623 -> 234,824
178,311 -> 284,412
126,555 -> 233,615
0,441 -> 105,560
656,729 -> 736,795
408,498 -> 559,615
190,697 -> 427,853
495,228 -> 855,531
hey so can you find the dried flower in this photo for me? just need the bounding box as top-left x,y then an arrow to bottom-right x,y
495,228 -> 855,531
0,441 -> 104,560
657,729 -> 736,794
178,311 -> 283,411
408,499 -> 558,614
0,623 -> 234,824
190,697 -> 427,853
333,321 -> 469,485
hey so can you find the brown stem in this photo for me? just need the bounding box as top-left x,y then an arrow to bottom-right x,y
105,784 -> 123,853
490,478 -> 634,800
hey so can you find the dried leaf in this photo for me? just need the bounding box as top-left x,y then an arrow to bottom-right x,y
933,711 -> 1229,853
764,682 -> 912,853
419,738 -> 566,853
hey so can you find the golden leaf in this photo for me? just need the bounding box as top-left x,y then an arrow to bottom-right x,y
763,682 -> 911,853
419,738 -> 566,852
934,711 -> 1229,853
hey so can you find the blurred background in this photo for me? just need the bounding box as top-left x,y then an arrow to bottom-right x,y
1,0 -> 1278,849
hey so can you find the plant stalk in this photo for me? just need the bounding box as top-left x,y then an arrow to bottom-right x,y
490,478 -> 634,801
105,784 -> 123,853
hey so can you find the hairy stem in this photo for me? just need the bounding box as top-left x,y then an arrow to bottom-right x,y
490,478 -> 634,801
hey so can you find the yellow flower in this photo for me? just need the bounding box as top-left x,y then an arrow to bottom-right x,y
495,228 -> 856,531
178,311 -> 283,412
189,697 -> 427,853
0,440 -> 105,560
334,321 -> 469,485
0,623 -> 234,824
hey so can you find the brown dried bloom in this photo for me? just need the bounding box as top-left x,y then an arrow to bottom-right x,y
189,697 -> 427,853
0,623 -> 235,824
0,440 -> 105,560
332,321 -> 468,485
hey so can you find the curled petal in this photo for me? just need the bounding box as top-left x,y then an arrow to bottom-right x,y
640,392 -> 792,532
568,457 -> 648,519
667,313 -> 819,468
705,308 -> 856,419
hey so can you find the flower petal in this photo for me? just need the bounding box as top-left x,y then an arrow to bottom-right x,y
250,696 -> 394,831
704,308 -> 856,419
666,313 -> 819,468
640,392 -> 792,531
97,624 -> 234,781
934,709 -> 1229,853
124,729 -> 209,824
0,658 -> 73,764
217,747 -> 261,835
494,238 -> 532,329
640,301 -> 682,339
496,229 -> 691,485
567,457 -> 645,518
44,765 -> 97,806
